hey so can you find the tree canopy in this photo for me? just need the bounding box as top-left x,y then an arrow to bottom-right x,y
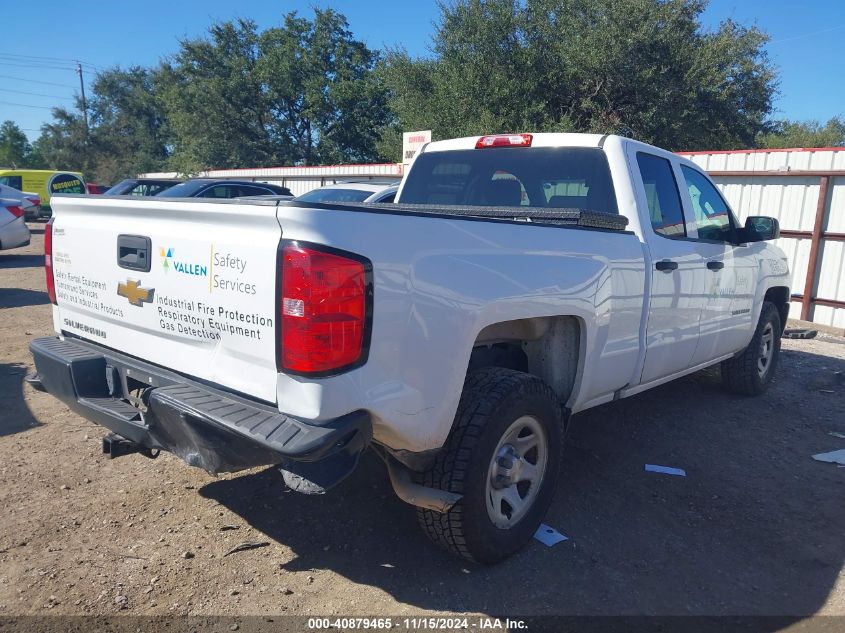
0,121 -> 44,168
380,0 -> 776,156
157,10 -> 388,173
8,1 -> 839,182
758,117 -> 845,149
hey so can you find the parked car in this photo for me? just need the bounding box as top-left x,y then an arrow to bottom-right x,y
0,184 -> 41,220
0,169 -> 85,216
295,181 -> 399,203
105,178 -> 184,197
30,133 -> 789,563
0,198 -> 31,250
86,183 -> 111,194
156,179 -> 292,199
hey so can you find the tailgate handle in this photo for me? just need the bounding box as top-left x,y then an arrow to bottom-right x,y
117,235 -> 152,272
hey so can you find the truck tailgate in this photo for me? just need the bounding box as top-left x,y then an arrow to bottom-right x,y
49,196 -> 281,403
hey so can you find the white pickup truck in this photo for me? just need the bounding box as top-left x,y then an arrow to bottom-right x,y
29,133 -> 790,563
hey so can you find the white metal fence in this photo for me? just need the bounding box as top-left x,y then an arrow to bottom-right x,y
142,163 -> 402,197
679,148 -> 845,331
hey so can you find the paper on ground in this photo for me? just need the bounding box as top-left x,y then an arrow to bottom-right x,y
534,524 -> 568,547
812,449 -> 845,465
645,464 -> 687,476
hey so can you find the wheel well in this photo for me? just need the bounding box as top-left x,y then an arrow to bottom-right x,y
764,286 -> 790,332
468,316 -> 581,404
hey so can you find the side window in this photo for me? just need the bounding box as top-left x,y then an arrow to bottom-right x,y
0,176 -> 23,190
378,192 -> 396,203
636,153 -> 686,238
681,166 -> 734,242
200,185 -> 233,198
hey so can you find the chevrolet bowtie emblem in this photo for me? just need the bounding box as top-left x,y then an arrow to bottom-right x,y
117,280 -> 154,307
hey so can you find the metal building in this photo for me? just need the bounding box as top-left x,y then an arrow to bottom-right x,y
679,148 -> 845,331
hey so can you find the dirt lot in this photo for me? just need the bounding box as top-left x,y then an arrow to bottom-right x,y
1,224 -> 843,622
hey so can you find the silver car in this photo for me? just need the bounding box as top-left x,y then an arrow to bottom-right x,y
0,197 -> 31,250
294,181 -> 399,204
0,184 -> 41,220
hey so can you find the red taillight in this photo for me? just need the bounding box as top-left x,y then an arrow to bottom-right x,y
6,205 -> 24,218
475,134 -> 533,149
280,243 -> 370,375
45,218 -> 57,304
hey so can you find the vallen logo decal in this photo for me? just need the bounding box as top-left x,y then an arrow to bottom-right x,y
117,280 -> 155,307
160,246 -> 207,277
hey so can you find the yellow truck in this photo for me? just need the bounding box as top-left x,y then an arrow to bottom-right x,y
0,169 -> 86,215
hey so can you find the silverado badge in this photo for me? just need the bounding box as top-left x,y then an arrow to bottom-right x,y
117,280 -> 155,307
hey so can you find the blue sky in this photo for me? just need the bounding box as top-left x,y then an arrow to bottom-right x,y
2,0 -> 844,144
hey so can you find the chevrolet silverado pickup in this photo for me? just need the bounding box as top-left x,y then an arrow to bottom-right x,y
29,133 -> 790,563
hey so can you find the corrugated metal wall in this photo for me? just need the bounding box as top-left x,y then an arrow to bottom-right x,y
142,163 -> 404,197
679,148 -> 845,331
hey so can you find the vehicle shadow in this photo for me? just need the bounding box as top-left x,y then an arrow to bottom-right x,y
0,362 -> 42,437
0,288 -> 49,308
201,347 -> 844,621
0,254 -> 44,269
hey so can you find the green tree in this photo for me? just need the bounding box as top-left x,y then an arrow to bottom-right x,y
0,120 -> 43,168
382,0 -> 776,151
159,9 -> 389,172
33,105 -> 90,174
34,67 -> 170,183
87,67 -> 170,183
758,117 -> 845,149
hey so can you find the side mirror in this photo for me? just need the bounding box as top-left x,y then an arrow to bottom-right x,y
741,216 -> 780,242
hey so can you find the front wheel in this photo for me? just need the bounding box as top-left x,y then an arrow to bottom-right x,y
720,301 -> 782,396
415,367 -> 563,564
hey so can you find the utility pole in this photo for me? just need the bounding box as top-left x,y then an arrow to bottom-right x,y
76,62 -> 89,134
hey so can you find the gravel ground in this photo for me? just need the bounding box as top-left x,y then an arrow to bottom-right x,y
0,223 -> 843,622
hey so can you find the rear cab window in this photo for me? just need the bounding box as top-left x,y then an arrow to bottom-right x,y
400,148 -> 619,214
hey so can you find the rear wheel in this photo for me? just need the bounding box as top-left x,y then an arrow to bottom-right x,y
720,301 -> 782,396
415,367 -> 563,563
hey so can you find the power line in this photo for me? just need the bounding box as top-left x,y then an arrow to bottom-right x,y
0,74 -> 76,88
0,52 -> 108,71
770,23 -> 845,45
0,87 -> 74,100
0,100 -> 56,110
0,61 -> 80,71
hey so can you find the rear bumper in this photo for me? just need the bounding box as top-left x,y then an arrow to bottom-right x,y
0,219 -> 30,250
29,336 -> 371,475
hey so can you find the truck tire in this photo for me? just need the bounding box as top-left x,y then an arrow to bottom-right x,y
415,367 -> 563,563
720,301 -> 782,396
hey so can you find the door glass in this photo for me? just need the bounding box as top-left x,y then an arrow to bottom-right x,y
681,166 -> 734,241
636,153 -> 686,238
200,185 -> 234,198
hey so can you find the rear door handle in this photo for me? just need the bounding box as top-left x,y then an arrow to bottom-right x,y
706,261 -> 725,271
655,259 -> 678,272
117,234 -> 152,273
